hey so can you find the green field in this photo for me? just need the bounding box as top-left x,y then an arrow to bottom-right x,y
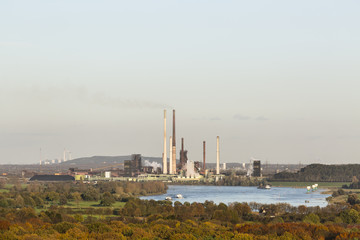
66,201 -> 126,208
269,181 -> 350,188
0,189 -> 9,193
4,183 -> 27,189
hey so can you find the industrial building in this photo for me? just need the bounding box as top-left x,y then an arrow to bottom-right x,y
29,175 -> 75,182
253,160 -> 261,177
124,154 -> 142,177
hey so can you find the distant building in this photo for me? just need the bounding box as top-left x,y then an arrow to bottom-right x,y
29,175 -> 75,182
124,154 -> 142,177
68,168 -> 91,176
253,160 -> 261,177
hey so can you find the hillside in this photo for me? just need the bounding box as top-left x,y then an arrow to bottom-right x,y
271,164 -> 360,182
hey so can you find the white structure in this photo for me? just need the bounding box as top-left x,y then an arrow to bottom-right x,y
216,136 -> 220,175
186,160 -> 199,178
39,148 -> 42,165
105,171 -> 111,178
169,136 -> 173,174
171,110 -> 176,174
223,163 -> 226,170
163,110 -> 167,174
63,149 -> 67,162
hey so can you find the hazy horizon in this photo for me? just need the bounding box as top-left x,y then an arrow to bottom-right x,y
1,1 -> 360,165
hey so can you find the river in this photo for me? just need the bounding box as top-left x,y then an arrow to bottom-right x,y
140,185 -> 330,207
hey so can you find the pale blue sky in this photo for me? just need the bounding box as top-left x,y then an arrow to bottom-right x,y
1,1 -> 360,164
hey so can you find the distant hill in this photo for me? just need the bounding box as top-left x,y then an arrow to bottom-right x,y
271,164 -> 360,182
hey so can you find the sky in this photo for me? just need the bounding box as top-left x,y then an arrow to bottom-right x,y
1,1 -> 360,165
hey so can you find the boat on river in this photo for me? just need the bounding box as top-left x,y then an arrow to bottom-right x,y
176,194 -> 183,199
258,184 -> 271,189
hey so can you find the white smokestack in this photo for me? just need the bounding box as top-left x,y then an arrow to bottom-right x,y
216,136 -> 220,175
63,149 -> 67,162
169,136 -> 173,174
163,110 -> 167,174
172,110 -> 176,174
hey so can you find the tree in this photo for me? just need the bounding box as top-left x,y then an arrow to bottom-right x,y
303,213 -> 320,224
14,195 -> 24,208
0,179 -> 6,189
100,192 -> 115,206
348,194 -> 360,205
59,194 -> 68,205
341,209 -> 360,224
72,192 -> 82,208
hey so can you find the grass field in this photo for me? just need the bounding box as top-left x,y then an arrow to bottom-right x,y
4,184 -> 27,189
66,201 -> 126,208
0,189 -> 9,193
269,182 -> 350,188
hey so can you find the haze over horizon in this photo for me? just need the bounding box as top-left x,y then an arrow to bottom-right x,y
1,1 -> 359,165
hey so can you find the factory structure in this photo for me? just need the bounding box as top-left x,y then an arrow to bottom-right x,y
158,109 -> 224,179
71,109 -> 262,182
25,109 -> 263,183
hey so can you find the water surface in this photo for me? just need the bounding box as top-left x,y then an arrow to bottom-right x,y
140,185 -> 330,207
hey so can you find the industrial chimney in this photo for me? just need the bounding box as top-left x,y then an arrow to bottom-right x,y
63,149 -> 67,162
172,110 -> 176,174
180,138 -> 185,168
169,136 -> 173,174
216,136 -> 220,175
162,110 -> 167,174
203,141 -> 206,171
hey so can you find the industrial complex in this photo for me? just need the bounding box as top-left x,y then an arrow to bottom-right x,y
3,110 -> 269,183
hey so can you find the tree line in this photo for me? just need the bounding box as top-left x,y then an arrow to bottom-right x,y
1,197 -> 360,239
272,164 -> 360,182
3,179 -> 360,239
0,180 -> 167,209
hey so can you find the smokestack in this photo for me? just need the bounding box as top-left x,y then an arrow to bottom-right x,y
63,149 -> 67,162
180,138 -> 186,169
169,136 -> 173,174
203,141 -> 206,171
172,110 -> 176,147
172,110 -> 176,174
163,110 -> 167,174
216,136 -> 220,175
39,148 -> 42,166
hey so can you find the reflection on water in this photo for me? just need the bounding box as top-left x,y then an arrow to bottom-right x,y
140,185 -> 330,207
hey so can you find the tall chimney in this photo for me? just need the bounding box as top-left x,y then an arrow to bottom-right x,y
172,110 -> 176,174
162,110 -> 167,174
180,138 -> 187,169
203,141 -> 206,171
169,136 -> 173,174
216,136 -> 220,175
173,110 -> 176,147
63,149 -> 67,162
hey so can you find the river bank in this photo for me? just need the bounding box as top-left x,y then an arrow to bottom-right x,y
269,181 -> 349,188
